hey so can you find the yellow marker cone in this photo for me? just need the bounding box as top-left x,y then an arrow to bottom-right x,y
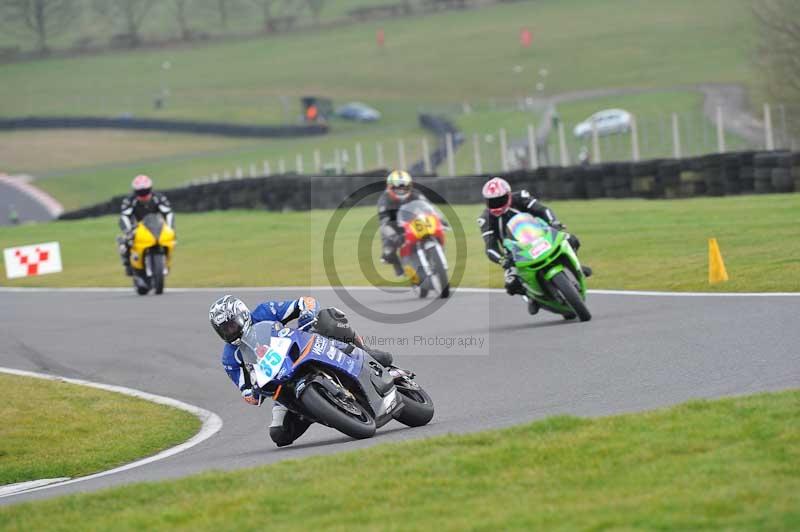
708,238 -> 729,284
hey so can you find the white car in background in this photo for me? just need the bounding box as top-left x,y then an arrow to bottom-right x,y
335,102 -> 381,122
573,109 -> 632,138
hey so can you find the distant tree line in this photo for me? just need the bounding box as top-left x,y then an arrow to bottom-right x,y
754,0 -> 800,136
0,0 -> 326,54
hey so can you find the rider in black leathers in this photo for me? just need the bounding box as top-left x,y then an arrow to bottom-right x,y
477,177 -> 590,313
117,175 -> 174,276
377,170 -> 426,276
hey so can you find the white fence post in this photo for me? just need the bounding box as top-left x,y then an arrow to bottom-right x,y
445,133 -> 455,177
499,128 -> 509,172
630,115 -> 640,162
249,163 -> 257,177
764,103 -> 774,150
262,161 -> 271,177
557,122 -> 569,166
591,121 -> 601,163
472,133 -> 483,175
313,150 -> 321,173
671,112 -> 682,159
716,105 -> 726,153
278,159 -> 286,174
355,143 -> 364,172
527,124 -> 538,170
295,154 -> 303,174
235,166 -> 243,179
397,139 -> 406,170
422,137 -> 432,174
376,142 -> 385,168
333,150 -> 342,174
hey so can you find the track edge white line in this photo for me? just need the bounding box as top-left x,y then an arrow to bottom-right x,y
0,285 -> 797,297
0,367 -> 223,500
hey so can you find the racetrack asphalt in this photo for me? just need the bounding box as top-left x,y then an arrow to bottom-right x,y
1,287 -> 798,505
0,180 -> 53,226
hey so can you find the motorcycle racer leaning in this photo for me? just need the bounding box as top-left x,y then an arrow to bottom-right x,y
477,177 -> 592,314
377,170 -> 427,276
210,295 -> 393,447
117,175 -> 174,276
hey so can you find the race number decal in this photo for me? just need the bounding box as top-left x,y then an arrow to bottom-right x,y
410,215 -> 437,239
253,338 -> 291,386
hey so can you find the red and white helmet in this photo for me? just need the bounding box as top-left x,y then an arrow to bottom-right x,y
131,175 -> 153,198
482,177 -> 512,216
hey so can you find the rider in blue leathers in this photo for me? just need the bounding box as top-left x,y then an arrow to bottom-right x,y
211,295 -> 393,447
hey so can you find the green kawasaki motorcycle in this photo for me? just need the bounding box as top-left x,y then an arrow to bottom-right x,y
503,213 -> 591,322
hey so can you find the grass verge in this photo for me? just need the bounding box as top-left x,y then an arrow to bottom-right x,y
1,390 -> 798,529
0,0 -> 752,121
0,373 -> 201,486
1,194 -> 798,292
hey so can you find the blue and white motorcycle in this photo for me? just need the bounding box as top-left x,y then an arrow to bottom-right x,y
240,321 -> 434,440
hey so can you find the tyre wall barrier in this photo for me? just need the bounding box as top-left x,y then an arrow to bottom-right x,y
59,150 -> 800,220
0,116 -> 329,138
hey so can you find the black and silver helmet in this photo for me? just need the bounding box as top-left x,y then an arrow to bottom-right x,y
209,295 -> 252,345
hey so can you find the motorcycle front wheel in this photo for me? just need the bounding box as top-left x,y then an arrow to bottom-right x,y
149,253 -> 165,295
300,382 -> 376,439
551,271 -> 591,322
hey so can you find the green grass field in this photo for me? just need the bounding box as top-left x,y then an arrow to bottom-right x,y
0,0 -> 756,208
0,0 -> 753,120
1,389 -> 797,530
0,374 -> 200,486
1,195 -> 798,292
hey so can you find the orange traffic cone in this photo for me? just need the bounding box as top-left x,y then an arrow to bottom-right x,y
708,238 -> 729,284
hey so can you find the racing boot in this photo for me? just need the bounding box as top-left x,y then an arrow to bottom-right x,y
581,265 -> 593,278
523,295 -> 539,315
117,236 -> 133,276
381,248 -> 404,277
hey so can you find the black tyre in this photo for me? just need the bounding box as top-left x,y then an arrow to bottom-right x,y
425,245 -> 449,299
300,382 -> 376,439
394,383 -> 434,427
150,253 -> 165,295
551,271 -> 591,322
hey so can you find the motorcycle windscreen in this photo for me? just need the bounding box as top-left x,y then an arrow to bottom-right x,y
507,213 -> 553,259
239,321 -> 290,387
396,199 -> 445,224
141,213 -> 164,241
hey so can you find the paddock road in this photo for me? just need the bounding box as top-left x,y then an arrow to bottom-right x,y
1,287 -> 798,505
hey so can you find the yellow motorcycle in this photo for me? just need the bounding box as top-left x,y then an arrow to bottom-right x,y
129,213 -> 176,295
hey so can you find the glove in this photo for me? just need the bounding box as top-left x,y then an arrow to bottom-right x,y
242,389 -> 259,405
501,254 -> 514,269
551,221 -> 566,231
298,309 -> 317,331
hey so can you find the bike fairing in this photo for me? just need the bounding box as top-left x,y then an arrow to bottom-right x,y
221,297 -> 319,392
477,190 -> 562,264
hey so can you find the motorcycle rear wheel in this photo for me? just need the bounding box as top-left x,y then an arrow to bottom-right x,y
394,383 -> 434,427
551,271 -> 591,322
300,382 -> 376,439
